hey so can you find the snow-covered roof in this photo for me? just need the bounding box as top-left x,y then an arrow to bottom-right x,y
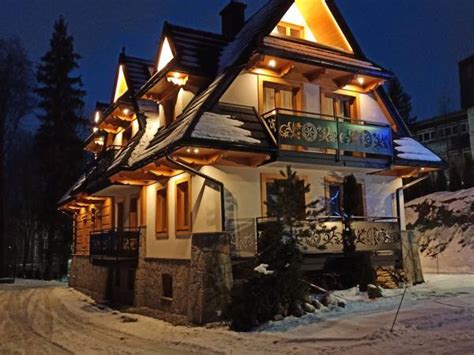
394,137 -> 442,163
192,112 -> 261,145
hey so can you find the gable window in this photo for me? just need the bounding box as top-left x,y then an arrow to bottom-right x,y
156,187 -> 168,236
325,178 -> 365,217
275,21 -> 304,39
176,178 -> 191,233
263,82 -> 300,113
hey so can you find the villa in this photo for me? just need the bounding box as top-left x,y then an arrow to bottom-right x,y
59,0 -> 444,324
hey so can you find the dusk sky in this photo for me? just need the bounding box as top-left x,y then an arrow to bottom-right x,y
1,0 -> 474,126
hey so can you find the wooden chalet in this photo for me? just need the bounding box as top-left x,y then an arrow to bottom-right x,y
59,0 -> 444,323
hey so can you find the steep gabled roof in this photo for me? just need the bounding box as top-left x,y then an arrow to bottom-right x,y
120,55 -> 153,94
164,23 -> 228,76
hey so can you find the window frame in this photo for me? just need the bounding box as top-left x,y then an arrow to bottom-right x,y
324,177 -> 367,217
175,176 -> 192,235
156,186 -> 168,238
258,76 -> 303,115
275,21 -> 305,39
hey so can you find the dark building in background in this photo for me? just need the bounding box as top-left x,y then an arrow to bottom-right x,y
412,54 -> 474,175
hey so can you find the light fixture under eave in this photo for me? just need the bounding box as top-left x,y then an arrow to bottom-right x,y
93,127 -> 98,133
193,148 -> 200,154
268,59 -> 277,68
166,72 -> 189,86
94,111 -> 100,123
357,76 -> 365,85
122,108 -> 131,115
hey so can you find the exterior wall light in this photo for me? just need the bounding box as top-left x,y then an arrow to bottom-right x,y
268,59 -> 277,68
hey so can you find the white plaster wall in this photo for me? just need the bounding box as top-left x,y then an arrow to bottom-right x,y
220,73 -> 258,109
175,88 -> 194,117
144,171 -> 222,260
358,92 -> 390,125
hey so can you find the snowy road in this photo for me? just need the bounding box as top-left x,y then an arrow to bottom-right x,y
0,276 -> 473,354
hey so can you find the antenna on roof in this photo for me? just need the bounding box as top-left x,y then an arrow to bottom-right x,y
121,46 -> 126,56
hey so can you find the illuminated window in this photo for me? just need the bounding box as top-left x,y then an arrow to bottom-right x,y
176,179 -> 191,233
157,37 -> 174,72
325,179 -> 365,217
156,187 -> 167,235
274,21 -> 304,39
320,91 -> 356,119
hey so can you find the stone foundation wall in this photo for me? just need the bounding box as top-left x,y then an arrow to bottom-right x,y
134,232 -> 233,324
69,255 -> 109,303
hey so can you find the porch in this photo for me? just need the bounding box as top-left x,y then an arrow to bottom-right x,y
228,216 -> 402,270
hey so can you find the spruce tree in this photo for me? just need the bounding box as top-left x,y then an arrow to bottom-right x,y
387,75 -> 416,126
35,16 -> 86,279
342,174 -> 359,254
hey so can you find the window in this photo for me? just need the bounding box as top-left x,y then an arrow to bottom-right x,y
325,178 -> 365,217
445,127 -> 452,136
156,187 -> 168,235
430,131 -> 436,140
418,134 -> 424,141
176,179 -> 191,233
129,197 -> 138,228
452,125 -> 458,135
275,21 -> 304,39
461,122 -> 468,133
261,174 -> 306,218
423,132 -> 430,141
328,184 -> 342,216
162,274 -> 173,299
320,92 -> 356,119
263,83 -> 299,113
439,129 -> 445,138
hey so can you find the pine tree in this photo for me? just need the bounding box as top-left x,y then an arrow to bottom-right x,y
342,174 -> 359,254
387,75 -> 416,126
0,38 -> 34,278
448,166 -> 462,192
230,167 -> 309,330
35,16 -> 86,279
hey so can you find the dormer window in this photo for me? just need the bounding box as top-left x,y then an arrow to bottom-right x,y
275,21 -> 304,39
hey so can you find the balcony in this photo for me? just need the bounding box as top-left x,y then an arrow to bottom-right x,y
89,228 -> 142,264
262,109 -> 393,165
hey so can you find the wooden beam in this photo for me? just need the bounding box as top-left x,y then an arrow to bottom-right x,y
176,153 -> 222,166
334,74 -> 355,88
303,68 -> 326,82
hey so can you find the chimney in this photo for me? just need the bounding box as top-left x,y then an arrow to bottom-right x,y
220,1 -> 246,40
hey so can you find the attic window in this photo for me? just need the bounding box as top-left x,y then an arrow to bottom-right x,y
157,37 -> 174,72
275,22 -> 304,39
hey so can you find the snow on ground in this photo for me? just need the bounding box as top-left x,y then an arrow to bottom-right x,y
1,275 -> 473,354
405,188 -> 474,273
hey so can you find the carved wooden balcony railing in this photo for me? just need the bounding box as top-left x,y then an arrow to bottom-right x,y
262,109 -> 393,158
89,227 -> 142,262
227,216 -> 401,256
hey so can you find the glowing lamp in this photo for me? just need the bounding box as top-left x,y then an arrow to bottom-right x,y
94,111 -> 100,123
193,148 -> 200,154
122,108 -> 131,115
166,72 -> 189,86
93,127 -> 98,133
357,77 -> 365,85
268,59 -> 277,68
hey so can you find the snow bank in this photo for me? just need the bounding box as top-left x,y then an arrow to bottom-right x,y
394,137 -> 441,162
405,188 -> 474,273
192,112 -> 261,144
